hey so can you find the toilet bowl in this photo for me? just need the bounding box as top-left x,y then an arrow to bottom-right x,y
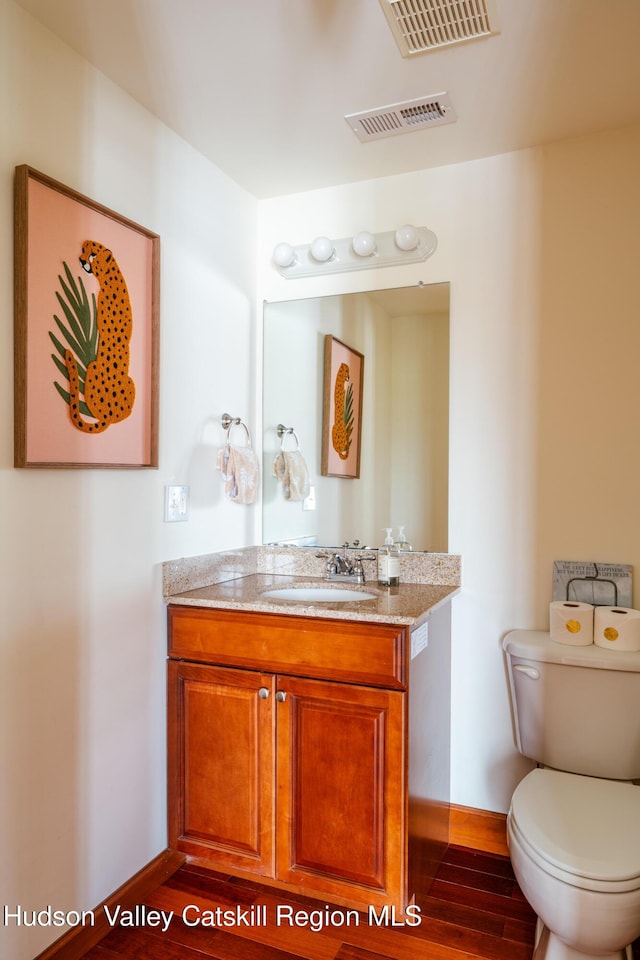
508,768 -> 640,960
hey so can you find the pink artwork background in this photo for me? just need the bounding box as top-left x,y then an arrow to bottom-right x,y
324,338 -> 363,478
25,177 -> 155,465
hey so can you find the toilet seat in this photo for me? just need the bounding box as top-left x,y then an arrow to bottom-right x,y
509,768 -> 640,894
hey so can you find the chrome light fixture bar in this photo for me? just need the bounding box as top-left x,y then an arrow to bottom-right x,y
272,225 -> 437,279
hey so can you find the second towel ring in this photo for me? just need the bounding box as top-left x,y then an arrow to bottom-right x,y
277,423 -> 300,450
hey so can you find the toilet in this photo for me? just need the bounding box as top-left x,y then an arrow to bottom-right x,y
503,629 -> 640,960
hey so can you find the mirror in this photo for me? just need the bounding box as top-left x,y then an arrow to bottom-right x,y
263,283 -> 449,552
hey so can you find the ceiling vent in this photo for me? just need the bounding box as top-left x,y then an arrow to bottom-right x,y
345,93 -> 456,143
379,0 -> 500,57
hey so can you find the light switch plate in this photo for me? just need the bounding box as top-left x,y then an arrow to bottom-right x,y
165,485 -> 190,522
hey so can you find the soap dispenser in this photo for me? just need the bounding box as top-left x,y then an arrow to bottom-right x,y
377,528 -> 400,587
394,525 -> 412,552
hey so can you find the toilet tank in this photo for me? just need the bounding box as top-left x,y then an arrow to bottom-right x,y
503,630 -> 640,780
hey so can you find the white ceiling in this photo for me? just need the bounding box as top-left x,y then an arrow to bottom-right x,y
15,0 -> 640,199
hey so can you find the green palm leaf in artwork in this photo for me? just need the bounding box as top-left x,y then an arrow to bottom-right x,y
343,380 -> 354,454
48,262 -> 98,416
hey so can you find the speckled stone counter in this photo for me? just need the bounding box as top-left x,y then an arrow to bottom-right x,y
163,546 -> 461,626
166,573 -> 458,626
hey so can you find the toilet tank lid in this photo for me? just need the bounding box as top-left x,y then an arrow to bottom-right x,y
503,629 -> 640,672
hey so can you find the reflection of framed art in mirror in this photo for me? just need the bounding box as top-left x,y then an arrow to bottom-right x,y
321,335 -> 364,479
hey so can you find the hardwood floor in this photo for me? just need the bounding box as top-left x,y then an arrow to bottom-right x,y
81,845 -> 535,960
80,845 -> 640,960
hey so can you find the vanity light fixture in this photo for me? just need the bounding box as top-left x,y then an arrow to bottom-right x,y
272,242 -> 296,268
310,235 -> 335,262
352,231 -> 377,257
272,225 -> 437,279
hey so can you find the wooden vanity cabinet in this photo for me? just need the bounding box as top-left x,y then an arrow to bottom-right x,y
167,604 -> 450,911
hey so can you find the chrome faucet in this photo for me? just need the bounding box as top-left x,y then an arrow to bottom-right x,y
316,551 -> 376,584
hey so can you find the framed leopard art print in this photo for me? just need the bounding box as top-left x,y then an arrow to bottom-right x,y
14,165 -> 159,468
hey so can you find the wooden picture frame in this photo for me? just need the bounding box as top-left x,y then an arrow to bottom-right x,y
14,165 -> 160,468
321,335 -> 364,479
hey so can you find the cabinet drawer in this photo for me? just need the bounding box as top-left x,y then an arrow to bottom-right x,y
168,606 -> 406,689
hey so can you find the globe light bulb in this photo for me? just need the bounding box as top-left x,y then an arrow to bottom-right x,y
272,242 -> 296,268
310,236 -> 334,262
352,231 -> 376,257
394,224 -> 419,252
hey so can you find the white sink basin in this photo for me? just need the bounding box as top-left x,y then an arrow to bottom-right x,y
261,587 -> 378,603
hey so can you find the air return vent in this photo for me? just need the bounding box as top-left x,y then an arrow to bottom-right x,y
346,93 -> 456,143
379,0 -> 500,57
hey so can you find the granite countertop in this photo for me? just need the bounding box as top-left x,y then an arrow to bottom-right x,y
166,573 -> 459,627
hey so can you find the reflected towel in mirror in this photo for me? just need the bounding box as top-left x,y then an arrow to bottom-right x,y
273,450 -> 310,501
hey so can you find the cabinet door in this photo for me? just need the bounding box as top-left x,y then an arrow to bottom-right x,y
276,675 -> 406,908
168,661 -> 275,876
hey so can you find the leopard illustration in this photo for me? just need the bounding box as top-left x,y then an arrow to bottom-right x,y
331,362 -> 353,460
65,240 -> 135,433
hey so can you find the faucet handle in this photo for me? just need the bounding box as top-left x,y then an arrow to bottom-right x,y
317,551 -> 339,575
352,555 -> 376,583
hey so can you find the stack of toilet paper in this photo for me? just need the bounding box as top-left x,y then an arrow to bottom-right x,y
550,601 -> 640,650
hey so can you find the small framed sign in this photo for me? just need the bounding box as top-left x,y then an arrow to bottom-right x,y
552,560 -> 632,607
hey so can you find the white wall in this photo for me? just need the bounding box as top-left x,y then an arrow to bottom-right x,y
259,124 -> 640,813
0,2 -> 257,957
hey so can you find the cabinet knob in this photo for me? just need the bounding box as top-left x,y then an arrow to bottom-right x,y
258,687 -> 270,699
275,690 -> 287,702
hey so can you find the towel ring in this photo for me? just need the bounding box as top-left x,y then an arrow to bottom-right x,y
277,423 -> 300,450
221,413 -> 251,446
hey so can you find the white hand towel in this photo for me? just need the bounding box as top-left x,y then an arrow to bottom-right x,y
217,443 -> 259,504
272,450 -> 310,501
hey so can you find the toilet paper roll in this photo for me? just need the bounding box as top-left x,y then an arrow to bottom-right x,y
549,601 -> 594,645
594,606 -> 640,651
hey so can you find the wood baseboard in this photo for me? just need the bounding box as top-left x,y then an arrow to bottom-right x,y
449,804 -> 509,858
33,848 -> 185,960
